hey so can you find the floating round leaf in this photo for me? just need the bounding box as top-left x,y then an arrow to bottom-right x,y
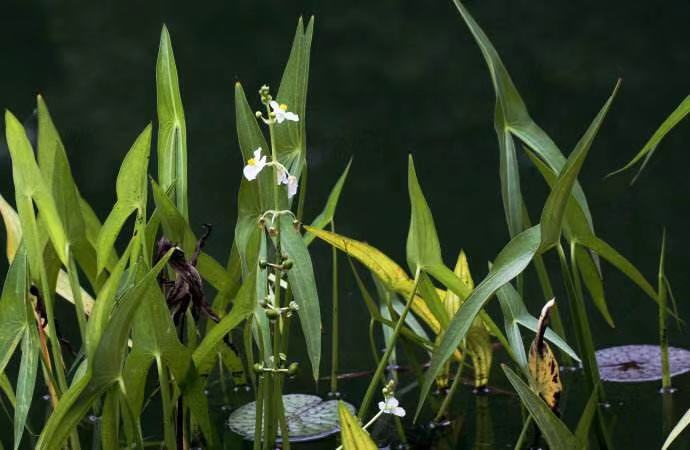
596,345 -> 690,382
227,394 -> 356,442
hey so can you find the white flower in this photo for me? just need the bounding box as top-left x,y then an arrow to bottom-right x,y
243,148 -> 267,181
270,101 -> 299,124
276,165 -> 288,185
286,175 -> 298,199
378,396 -> 406,417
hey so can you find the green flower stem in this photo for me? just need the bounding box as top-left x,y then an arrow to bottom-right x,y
358,267 -> 421,421
253,375 -> 265,450
156,357 -> 176,450
330,220 -> 339,394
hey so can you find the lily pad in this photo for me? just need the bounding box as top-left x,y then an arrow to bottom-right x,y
227,394 -> 356,442
596,345 -> 690,382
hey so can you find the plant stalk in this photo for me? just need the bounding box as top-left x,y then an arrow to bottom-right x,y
357,267 -> 421,420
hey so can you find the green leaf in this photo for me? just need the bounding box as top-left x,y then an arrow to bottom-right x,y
5,109 -> 69,268
495,279 -> 580,370
36,253 -> 172,450
338,401 -> 377,450
539,81 -> 620,250
304,158 -> 352,246
281,216 -> 321,380
575,387 -> 599,446
663,407 -> 690,450
450,0 -> 596,238
0,194 -> 22,261
36,96 -> 90,259
193,271 -> 255,371
416,225 -> 541,420
575,234 -> 658,303
502,364 -> 577,449
0,245 -> 29,374
608,95 -> 690,183
97,125 -> 152,274
275,17 -> 314,180
14,312 -> 39,450
156,25 -> 188,218
406,155 -> 443,272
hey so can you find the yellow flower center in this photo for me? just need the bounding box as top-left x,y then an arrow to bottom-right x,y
248,158 -> 256,166
279,103 -> 288,111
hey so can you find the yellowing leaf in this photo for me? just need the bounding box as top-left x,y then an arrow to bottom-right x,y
0,194 -> 22,261
338,401 -> 377,450
304,225 -> 441,334
528,299 -> 562,412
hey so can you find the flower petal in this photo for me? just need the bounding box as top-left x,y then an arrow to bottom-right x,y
276,166 -> 288,185
386,397 -> 399,408
393,407 -> 406,417
284,111 -> 299,122
253,147 -> 263,160
287,175 -> 298,198
269,100 -> 280,111
243,163 -> 262,181
378,401 -> 386,412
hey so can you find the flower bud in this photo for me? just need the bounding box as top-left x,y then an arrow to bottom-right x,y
287,362 -> 299,376
253,363 -> 264,373
255,111 -> 263,119
282,259 -> 293,270
268,227 -> 278,237
265,308 -> 280,321
259,260 -> 268,269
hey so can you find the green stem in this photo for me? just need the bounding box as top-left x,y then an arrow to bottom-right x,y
514,415 -> 533,450
38,269 -> 68,393
658,230 -> 671,390
358,268 -> 421,420
434,350 -> 467,423
156,357 -> 176,450
253,375 -> 264,450
330,220 -> 339,394
368,319 -> 378,366
66,253 -> 87,347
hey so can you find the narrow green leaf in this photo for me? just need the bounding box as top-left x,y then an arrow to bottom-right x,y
193,271 -> 255,370
576,234 -> 658,303
156,25 -> 188,218
36,253 -> 171,450
0,245 -> 29,374
540,81 -> 620,250
97,125 -> 152,273
304,158 -> 352,246
575,387 -> 599,446
416,225 -> 541,420
502,365 -> 577,449
5,109 -> 69,267
450,0 -> 596,237
275,17 -> 314,180
13,318 -> 39,450
280,216 -> 321,380
608,95 -> 690,183
406,155 -> 443,272
338,401 -> 377,450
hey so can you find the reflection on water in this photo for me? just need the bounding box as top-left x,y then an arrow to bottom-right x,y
1,0 -> 689,448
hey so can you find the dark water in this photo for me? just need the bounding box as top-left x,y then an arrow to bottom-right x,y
1,0 -> 690,448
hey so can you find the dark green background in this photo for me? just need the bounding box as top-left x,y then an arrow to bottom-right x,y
1,0 -> 689,448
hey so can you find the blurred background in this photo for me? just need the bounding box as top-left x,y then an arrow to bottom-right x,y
0,0 -> 689,447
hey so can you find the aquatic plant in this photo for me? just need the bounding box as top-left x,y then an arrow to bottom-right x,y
0,1 -> 688,449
